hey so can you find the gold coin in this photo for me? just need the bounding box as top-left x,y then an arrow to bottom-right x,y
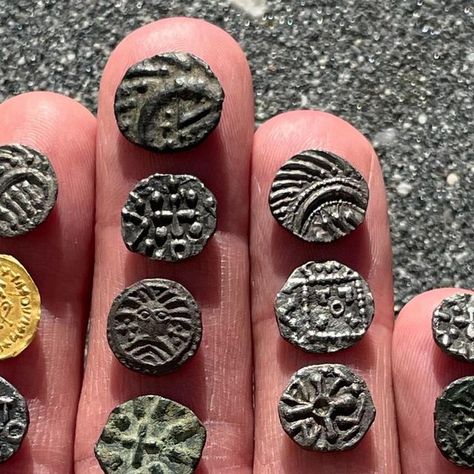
0,254 -> 41,359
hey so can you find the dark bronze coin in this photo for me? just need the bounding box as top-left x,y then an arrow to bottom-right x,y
122,173 -> 217,262
114,52 -> 224,152
432,293 -> 474,362
435,376 -> 474,468
0,376 -> 29,463
0,144 -> 58,237
107,278 -> 201,376
275,260 -> 374,353
95,395 -> 206,473
279,364 -> 375,451
268,149 -> 369,243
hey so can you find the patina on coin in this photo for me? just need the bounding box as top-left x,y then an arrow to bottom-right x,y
95,395 -> 206,474
122,173 -> 217,262
114,52 -> 224,152
0,254 -> 41,360
432,293 -> 474,362
279,364 -> 375,451
0,376 -> 29,463
435,376 -> 474,468
275,260 -> 374,353
0,144 -> 58,237
107,278 -> 201,376
269,149 -> 369,242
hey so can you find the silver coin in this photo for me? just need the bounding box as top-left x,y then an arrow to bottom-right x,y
269,149 -> 369,242
275,260 -> 374,353
0,144 -> 58,237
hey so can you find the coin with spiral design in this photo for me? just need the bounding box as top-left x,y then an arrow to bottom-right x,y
107,278 -> 201,375
0,144 -> 58,237
114,52 -> 224,152
269,149 -> 368,242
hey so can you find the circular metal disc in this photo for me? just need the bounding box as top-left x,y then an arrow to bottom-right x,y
114,52 -> 224,152
95,395 -> 206,473
0,144 -> 58,237
0,376 -> 29,463
107,278 -> 201,376
121,173 -> 217,262
279,364 -> 375,451
435,376 -> 474,468
268,149 -> 369,242
432,293 -> 474,361
275,260 -> 374,353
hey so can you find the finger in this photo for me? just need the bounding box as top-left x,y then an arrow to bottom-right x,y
75,18 -> 254,473
250,110 -> 399,473
393,288 -> 474,473
0,92 -> 96,473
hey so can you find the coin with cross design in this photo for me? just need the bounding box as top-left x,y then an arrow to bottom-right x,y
95,395 -> 206,473
121,173 -> 217,262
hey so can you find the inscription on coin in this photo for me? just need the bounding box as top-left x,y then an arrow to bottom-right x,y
435,376 -> 474,468
122,173 -> 217,262
269,149 -> 369,242
275,261 -> 374,353
114,52 -> 224,152
432,293 -> 474,362
0,144 -> 58,237
95,395 -> 206,474
0,254 -> 41,360
279,364 -> 375,451
0,376 -> 29,463
107,279 -> 201,375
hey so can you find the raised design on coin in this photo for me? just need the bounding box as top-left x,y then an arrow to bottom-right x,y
275,260 -> 374,353
114,52 -> 224,152
268,149 -> 369,242
107,278 -> 201,376
122,173 -> 217,262
0,254 -> 41,360
435,376 -> 474,468
432,293 -> 474,362
0,376 -> 29,463
278,364 -> 375,451
0,144 -> 58,237
95,395 -> 206,473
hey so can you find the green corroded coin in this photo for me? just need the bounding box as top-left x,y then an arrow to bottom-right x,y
95,395 -> 206,473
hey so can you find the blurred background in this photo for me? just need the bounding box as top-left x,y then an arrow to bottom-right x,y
0,0 -> 472,311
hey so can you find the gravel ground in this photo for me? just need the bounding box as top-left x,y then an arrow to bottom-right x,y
0,0 -> 472,311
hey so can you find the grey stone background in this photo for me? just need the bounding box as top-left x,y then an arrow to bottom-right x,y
0,0 -> 472,311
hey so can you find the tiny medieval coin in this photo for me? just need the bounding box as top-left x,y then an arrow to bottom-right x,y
435,376 -> 474,468
0,376 -> 29,463
0,144 -> 58,237
95,395 -> 206,473
121,173 -> 217,262
107,278 -> 202,376
268,149 -> 369,243
275,260 -> 374,353
432,293 -> 474,362
0,254 -> 41,360
114,52 -> 224,152
278,364 -> 375,451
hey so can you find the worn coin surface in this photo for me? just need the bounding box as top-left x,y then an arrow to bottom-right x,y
435,376 -> 474,467
114,52 -> 224,152
275,260 -> 374,353
107,278 -> 201,376
269,149 -> 369,243
0,144 -> 58,237
0,376 -> 29,463
279,364 -> 375,451
0,254 -> 41,360
122,173 -> 217,262
432,293 -> 474,362
95,395 -> 206,473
